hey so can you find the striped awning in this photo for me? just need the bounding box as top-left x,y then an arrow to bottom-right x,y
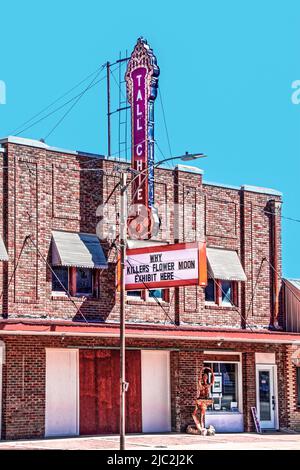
207,247 -> 246,281
52,231 -> 108,269
0,235 -> 8,261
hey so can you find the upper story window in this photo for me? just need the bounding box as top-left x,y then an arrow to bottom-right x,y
76,268 -> 93,295
52,266 -> 69,293
221,281 -> 232,305
205,279 -> 237,307
149,289 -> 163,300
52,266 -> 94,297
127,289 -> 168,303
205,279 -> 215,302
205,247 -> 246,307
51,230 -> 108,298
127,290 -> 143,299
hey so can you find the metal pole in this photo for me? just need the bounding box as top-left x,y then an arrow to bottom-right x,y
120,171 -> 127,450
106,61 -> 111,157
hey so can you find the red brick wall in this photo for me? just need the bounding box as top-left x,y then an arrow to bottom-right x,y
0,142 -> 282,329
0,334 -> 294,439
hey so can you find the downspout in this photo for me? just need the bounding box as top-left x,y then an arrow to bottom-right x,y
270,199 -> 282,330
0,340 -> 5,440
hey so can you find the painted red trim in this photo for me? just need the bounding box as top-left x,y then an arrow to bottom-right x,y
126,278 -> 204,291
127,241 -> 200,256
1,320 -> 300,343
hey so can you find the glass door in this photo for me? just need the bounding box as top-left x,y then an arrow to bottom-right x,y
256,365 -> 276,429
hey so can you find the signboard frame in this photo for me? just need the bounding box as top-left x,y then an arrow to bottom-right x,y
125,241 -> 207,291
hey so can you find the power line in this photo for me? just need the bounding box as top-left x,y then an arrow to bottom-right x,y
10,64 -> 106,136
245,258 -> 266,321
43,65 -> 106,141
126,256 -> 176,325
0,236 -> 29,305
26,236 -> 89,323
1,156 -> 299,224
265,257 -> 300,304
158,88 -> 173,158
209,276 -> 254,331
13,65 -> 119,138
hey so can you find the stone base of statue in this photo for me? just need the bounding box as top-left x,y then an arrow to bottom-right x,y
186,424 -> 216,436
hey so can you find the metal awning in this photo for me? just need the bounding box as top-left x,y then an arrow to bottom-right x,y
52,231 -> 108,269
207,247 -> 246,281
1,320 -> 300,344
0,235 -> 8,261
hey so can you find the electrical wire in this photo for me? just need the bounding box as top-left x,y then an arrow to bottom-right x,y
0,157 -> 299,224
26,236 -> 88,323
126,256 -> 176,325
10,64 -> 106,136
265,257 -> 300,304
0,236 -> 29,305
158,88 -> 173,158
209,276 -> 254,331
13,65 -> 119,138
245,258 -> 266,321
43,65 -> 106,141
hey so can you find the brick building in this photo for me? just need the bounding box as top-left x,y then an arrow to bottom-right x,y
0,135 -> 300,440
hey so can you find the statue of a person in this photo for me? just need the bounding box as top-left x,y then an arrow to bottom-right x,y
192,366 -> 215,432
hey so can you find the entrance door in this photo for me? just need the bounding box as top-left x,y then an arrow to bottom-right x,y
79,349 -> 142,435
45,349 -> 79,437
141,350 -> 171,432
256,365 -> 276,429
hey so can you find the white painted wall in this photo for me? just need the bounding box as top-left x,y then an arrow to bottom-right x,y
205,413 -> 244,432
141,350 -> 171,433
255,353 -> 276,364
45,348 -> 79,437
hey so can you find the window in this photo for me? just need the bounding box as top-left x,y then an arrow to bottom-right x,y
204,362 -> 239,412
297,368 -> 300,408
127,289 -> 169,303
52,265 -> 95,297
221,281 -> 232,305
127,290 -> 143,299
76,268 -> 93,295
205,279 -> 215,302
52,266 -> 69,293
149,289 -> 163,300
205,279 -> 237,306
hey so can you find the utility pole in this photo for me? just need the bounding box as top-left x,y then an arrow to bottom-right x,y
117,154 -> 205,450
106,61 -> 111,157
119,171 -> 127,450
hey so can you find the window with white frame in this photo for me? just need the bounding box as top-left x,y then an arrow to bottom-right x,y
204,361 -> 239,412
127,289 -> 168,302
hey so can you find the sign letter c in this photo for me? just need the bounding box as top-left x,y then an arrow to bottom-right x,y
137,144 -> 143,156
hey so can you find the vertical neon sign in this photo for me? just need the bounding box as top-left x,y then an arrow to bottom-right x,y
126,38 -> 160,238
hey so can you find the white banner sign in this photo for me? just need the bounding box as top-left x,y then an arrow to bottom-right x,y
125,242 -> 207,290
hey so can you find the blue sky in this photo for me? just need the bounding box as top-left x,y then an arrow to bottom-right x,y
0,1 -> 299,277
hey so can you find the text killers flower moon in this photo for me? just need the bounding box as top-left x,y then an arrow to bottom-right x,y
125,242 -> 207,290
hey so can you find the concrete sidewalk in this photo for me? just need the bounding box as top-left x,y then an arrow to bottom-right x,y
0,432 -> 299,450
